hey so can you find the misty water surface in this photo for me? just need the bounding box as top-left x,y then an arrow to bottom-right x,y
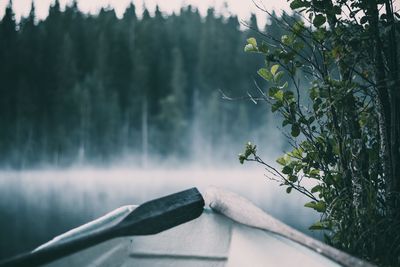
0,165 -> 320,260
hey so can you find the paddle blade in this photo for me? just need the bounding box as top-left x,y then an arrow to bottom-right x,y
0,188 -> 204,267
118,187 -> 205,235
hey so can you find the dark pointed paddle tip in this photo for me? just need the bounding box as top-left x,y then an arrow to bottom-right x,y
0,187 -> 205,267
120,187 -> 205,235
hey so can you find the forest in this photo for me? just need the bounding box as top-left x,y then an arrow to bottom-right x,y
0,1 -> 296,168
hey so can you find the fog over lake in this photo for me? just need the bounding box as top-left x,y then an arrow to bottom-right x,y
0,163 -> 320,259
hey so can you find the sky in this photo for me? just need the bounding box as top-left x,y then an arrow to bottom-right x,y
0,0 -> 290,28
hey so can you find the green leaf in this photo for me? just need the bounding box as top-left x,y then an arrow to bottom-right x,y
244,44 -> 257,52
282,165 -> 293,174
293,41 -> 304,51
276,157 -> 286,166
304,201 -> 316,209
311,185 -> 322,193
238,154 -> 246,164
259,42 -> 269,53
276,154 -> 290,166
245,142 -> 257,156
291,124 -> 300,137
274,71 -> 285,82
288,174 -> 298,182
281,35 -> 291,45
332,143 -> 340,155
310,87 -> 319,100
333,6 -> 341,15
315,201 -> 326,212
273,90 -> 284,101
268,87 -> 279,97
292,147 -> 303,158
304,201 -> 326,212
258,68 -> 273,81
271,102 -> 282,112
309,221 -> 327,230
309,169 -> 320,178
284,91 -> 294,102
290,0 -> 307,10
271,64 -> 280,76
293,21 -> 305,34
360,16 -> 368,24
280,81 -> 289,89
247,37 -> 257,47
298,116 -> 308,124
282,119 -> 291,127
313,14 -> 326,28
286,187 -> 293,194
313,29 -> 326,42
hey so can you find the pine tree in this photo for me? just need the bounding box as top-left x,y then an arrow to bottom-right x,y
16,2 -> 41,166
157,47 -> 188,155
197,8 -> 219,96
0,2 -> 279,166
0,0 -> 18,164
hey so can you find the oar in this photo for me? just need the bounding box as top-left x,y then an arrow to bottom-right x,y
0,187 -> 204,267
204,187 -> 376,267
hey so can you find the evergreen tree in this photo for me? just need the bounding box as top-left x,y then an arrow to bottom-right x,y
16,2 -> 38,167
197,8 -> 220,96
157,47 -> 188,155
0,3 -> 280,167
0,1 -> 18,164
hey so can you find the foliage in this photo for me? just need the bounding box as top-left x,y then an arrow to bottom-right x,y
240,1 -> 400,266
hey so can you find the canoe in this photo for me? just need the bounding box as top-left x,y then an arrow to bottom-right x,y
4,188 -> 375,267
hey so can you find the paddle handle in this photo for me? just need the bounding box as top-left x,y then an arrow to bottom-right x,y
0,228 -> 116,267
205,187 -> 376,267
276,223 -> 376,267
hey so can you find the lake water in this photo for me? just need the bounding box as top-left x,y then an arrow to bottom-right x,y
0,166 -> 320,260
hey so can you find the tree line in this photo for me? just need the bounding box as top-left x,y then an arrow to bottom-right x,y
0,1 -> 297,168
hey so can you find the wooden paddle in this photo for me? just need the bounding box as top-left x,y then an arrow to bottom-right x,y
0,187 -> 204,267
204,187 -> 376,267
